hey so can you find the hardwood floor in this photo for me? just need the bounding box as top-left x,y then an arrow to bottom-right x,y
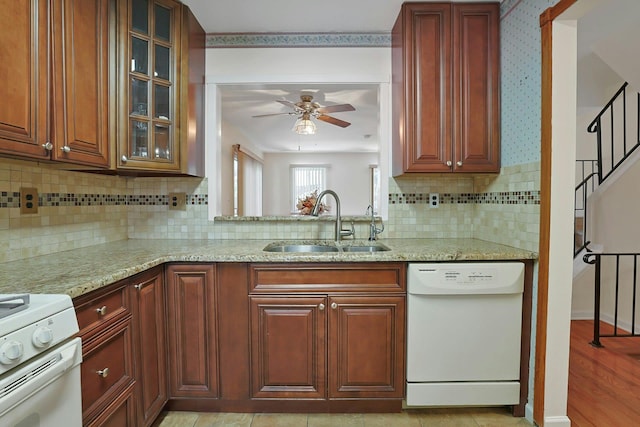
568,320 -> 640,426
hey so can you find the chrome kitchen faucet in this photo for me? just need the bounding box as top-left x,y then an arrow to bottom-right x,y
312,190 -> 354,242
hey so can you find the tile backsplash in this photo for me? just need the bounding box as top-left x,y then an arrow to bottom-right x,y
0,157 -> 540,263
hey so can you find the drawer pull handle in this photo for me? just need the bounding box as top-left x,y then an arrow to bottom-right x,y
96,306 -> 107,316
318,303 -> 325,311
96,368 -> 109,378
331,302 -> 338,310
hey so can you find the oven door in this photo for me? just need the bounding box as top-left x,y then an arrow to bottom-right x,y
0,337 -> 82,427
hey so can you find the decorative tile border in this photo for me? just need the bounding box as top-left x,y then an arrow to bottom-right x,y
206,32 -> 391,48
389,191 -> 540,205
0,193 -> 209,208
1,191 -> 538,209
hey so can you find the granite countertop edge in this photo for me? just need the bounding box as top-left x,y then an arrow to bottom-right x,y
0,238 -> 537,299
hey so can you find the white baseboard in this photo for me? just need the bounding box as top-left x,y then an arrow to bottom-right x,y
569,311 -> 640,334
544,415 -> 572,427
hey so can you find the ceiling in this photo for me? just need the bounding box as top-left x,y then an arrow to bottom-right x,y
182,0 -> 410,33
181,0 -> 496,154
220,84 -> 380,153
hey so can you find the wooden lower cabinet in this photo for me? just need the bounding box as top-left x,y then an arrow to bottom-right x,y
250,296 -> 327,399
329,295 -> 405,398
75,266 -> 168,427
165,263 -> 219,398
129,266 -> 168,427
76,262 -> 407,420
250,294 -> 405,401
248,263 -> 406,405
86,382 -> 136,427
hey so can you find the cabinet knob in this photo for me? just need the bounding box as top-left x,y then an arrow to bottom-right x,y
42,142 -> 53,151
331,302 -> 338,310
96,306 -> 107,316
456,161 -> 463,167
60,145 -> 71,153
446,161 -> 452,167
318,303 -> 325,311
121,155 -> 128,163
96,367 -> 110,378
134,284 -> 143,290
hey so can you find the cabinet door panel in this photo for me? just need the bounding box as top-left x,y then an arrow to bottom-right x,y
410,5 -> 451,172
329,296 -> 405,398
51,0 -> 110,166
0,0 -> 48,159
166,264 -> 219,398
130,268 -> 167,426
453,3 -> 500,172
250,296 -> 326,399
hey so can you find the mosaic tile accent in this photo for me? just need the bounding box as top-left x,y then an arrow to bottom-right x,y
0,193 -> 209,208
206,32 -> 391,48
388,191 -> 540,205
2,191 -> 539,209
0,192 -> 19,208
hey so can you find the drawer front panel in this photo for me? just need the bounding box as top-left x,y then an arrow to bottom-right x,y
250,263 -> 406,293
81,318 -> 134,421
75,283 -> 129,333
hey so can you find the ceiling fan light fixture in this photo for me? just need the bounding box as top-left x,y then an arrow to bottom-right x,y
293,115 -> 316,135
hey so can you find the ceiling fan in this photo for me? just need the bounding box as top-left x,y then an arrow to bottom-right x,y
252,94 -> 355,134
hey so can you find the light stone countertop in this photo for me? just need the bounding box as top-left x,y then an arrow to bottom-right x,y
0,238 -> 537,299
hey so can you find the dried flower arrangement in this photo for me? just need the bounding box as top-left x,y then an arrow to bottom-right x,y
296,190 -> 329,215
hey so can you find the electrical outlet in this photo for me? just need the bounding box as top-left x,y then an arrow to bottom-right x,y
20,187 -> 39,214
168,192 -> 187,210
429,193 -> 439,208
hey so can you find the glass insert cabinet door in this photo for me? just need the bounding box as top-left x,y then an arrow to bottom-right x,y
120,0 -> 181,170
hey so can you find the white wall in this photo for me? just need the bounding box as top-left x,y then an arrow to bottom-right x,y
263,152 -> 378,215
205,47 -> 391,218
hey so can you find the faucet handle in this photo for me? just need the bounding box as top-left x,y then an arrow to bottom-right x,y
341,221 -> 355,239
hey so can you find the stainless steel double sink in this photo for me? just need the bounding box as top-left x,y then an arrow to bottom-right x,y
263,241 -> 391,253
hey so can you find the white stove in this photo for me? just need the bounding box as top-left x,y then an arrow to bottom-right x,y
0,293 -> 82,426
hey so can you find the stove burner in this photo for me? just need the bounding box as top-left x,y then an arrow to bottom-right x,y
0,294 -> 30,319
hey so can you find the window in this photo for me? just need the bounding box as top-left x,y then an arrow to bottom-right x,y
290,165 -> 327,213
233,145 -> 263,216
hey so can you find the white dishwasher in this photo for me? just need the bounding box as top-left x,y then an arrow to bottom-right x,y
406,262 -> 524,407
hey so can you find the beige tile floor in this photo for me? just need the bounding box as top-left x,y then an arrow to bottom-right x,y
153,408 -> 533,427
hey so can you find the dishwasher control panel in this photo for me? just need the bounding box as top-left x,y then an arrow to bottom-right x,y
408,262 -> 524,295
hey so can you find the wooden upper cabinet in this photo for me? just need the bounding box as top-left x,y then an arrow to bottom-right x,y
51,0 -> 111,166
0,0 -> 110,167
116,0 -> 205,176
392,2 -> 500,175
452,3 -> 500,173
0,0 -> 48,159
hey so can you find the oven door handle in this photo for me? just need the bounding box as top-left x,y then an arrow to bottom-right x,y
0,338 -> 82,416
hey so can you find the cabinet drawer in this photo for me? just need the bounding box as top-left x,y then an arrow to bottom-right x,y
75,282 -> 129,333
250,263 -> 406,293
81,318 -> 135,422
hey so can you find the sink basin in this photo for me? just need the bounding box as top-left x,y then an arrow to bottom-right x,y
341,244 -> 391,252
263,243 -> 339,253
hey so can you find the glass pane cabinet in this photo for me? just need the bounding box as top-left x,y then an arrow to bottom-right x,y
118,0 -> 182,171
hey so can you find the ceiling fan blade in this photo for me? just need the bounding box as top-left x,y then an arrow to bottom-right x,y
252,112 -> 293,118
316,103 -> 355,114
276,99 -> 299,110
317,114 -> 351,128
